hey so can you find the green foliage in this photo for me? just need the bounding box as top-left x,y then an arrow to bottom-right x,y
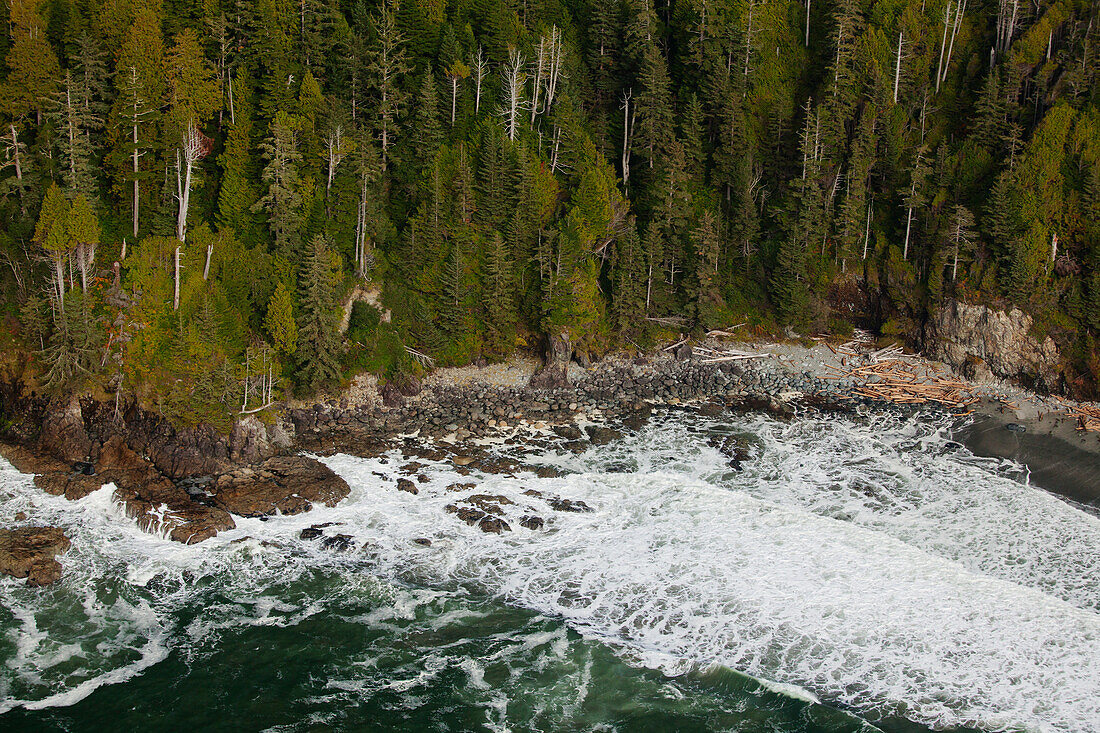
4,0 -> 1100,415
295,234 -> 341,394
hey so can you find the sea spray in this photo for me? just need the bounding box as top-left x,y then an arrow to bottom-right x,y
1,409 -> 1097,732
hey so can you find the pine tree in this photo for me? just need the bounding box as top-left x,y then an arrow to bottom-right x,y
483,231 -> 515,356
368,0 -> 409,167
612,219 -> 647,333
35,185 -> 72,306
265,280 -> 298,355
52,70 -> 100,202
254,111 -> 304,258
412,71 -> 442,161
693,209 -> 724,327
296,234 -> 341,393
110,7 -> 165,241
1,5 -> 60,127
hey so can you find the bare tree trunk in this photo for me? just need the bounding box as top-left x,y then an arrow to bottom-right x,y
903,206 -> 913,260
936,2 -> 952,92
203,242 -> 213,280
9,124 -> 21,181
942,0 -> 965,84
893,32 -> 904,103
805,0 -> 811,47
174,246 -> 181,310
474,46 -> 486,115
862,201 -> 872,260
621,91 -> 632,185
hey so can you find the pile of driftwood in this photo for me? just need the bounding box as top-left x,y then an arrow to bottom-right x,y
693,346 -> 771,364
1053,397 -> 1100,432
824,357 -> 978,411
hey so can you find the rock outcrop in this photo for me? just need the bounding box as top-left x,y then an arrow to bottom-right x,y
924,299 -> 1062,392
97,437 -> 236,544
0,526 -> 71,586
209,455 -> 350,517
528,331 -> 572,390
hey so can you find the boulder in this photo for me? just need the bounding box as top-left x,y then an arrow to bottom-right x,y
209,455 -> 350,518
584,425 -> 623,445
396,478 -> 419,494
0,526 -> 71,586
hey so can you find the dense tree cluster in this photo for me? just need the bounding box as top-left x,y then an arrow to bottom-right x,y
1,0 -> 1099,418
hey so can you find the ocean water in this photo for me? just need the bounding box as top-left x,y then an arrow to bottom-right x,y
1,408 -> 1098,732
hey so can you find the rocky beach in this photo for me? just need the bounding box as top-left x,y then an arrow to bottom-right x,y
3,327 -> 1098,587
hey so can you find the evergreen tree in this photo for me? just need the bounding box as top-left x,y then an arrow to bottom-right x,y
254,111 -> 304,258
295,234 -> 341,393
265,280 -> 298,355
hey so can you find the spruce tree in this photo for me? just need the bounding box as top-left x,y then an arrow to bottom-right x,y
254,111 -> 304,258
296,234 -> 341,393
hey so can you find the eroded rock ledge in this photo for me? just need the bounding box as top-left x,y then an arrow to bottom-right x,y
209,456 -> 350,518
0,526 -> 71,586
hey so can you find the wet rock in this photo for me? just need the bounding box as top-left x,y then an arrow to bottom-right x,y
584,425 -> 623,446
478,516 -> 511,534
696,402 -> 724,417
447,482 -> 477,492
33,471 -> 102,500
416,474 -> 430,483
321,534 -> 355,552
396,478 -> 419,494
209,456 -> 350,518
445,505 -> 486,526
299,527 -> 324,541
465,494 -> 513,515
552,425 -> 584,440
98,437 -> 236,544
413,538 -> 432,546
519,515 -> 545,530
547,497 -> 593,513
1006,423 -> 1027,433
0,526 -> 71,586
14,512 -> 26,522
399,461 -> 428,475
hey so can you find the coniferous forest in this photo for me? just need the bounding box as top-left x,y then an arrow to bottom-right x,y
1,0 -> 1099,423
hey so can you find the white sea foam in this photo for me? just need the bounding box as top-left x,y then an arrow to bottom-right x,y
2,409 -> 1099,732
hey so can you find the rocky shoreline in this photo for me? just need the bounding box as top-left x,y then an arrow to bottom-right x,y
2,336 -> 1098,585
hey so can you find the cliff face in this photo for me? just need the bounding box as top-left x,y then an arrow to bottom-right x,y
923,299 -> 1062,392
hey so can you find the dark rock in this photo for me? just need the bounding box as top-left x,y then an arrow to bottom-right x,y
0,526 -> 71,586
529,332 -> 572,390
99,437 -> 236,544
73,461 -> 95,475
299,527 -> 324,541
552,425 -> 584,440
321,534 -> 354,552
547,497 -> 593,513
478,516 -> 511,534
413,538 -> 432,546
585,425 -> 623,445
417,474 -> 430,483
381,382 -> 405,407
1006,423 -> 1027,433
209,456 -> 350,518
447,482 -> 477,492
396,478 -> 419,494
519,515 -> 544,530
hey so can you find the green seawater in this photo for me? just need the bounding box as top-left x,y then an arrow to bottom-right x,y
4,408 -> 1097,732
0,575 -> 895,732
